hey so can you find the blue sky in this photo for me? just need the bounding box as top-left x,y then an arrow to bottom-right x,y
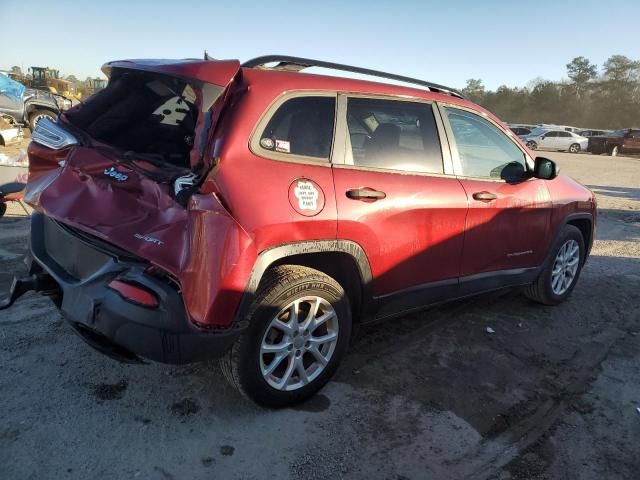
2,0 -> 639,90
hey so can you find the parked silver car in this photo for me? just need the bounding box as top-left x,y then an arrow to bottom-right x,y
522,129 -> 588,153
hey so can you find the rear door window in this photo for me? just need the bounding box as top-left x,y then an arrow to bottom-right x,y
344,98 -> 443,174
257,96 -> 336,159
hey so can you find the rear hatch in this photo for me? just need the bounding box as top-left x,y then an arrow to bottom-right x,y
24,59 -> 240,277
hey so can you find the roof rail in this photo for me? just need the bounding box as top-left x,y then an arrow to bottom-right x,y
241,55 -> 465,99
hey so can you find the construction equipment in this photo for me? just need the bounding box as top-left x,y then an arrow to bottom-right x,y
29,66 -> 81,101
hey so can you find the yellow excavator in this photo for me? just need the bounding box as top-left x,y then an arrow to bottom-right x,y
29,66 -> 82,102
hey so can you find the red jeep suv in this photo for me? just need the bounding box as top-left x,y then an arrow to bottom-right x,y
1,56 -> 596,407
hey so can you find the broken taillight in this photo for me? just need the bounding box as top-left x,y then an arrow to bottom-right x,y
108,280 -> 159,308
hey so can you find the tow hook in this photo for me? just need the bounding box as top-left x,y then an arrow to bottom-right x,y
0,273 -> 58,311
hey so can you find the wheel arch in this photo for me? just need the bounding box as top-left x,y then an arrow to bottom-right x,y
564,213 -> 594,260
235,240 -> 373,327
25,103 -> 58,117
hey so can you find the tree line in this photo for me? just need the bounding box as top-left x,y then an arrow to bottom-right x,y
461,55 -> 640,129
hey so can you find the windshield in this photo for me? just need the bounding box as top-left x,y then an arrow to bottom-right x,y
64,71 -> 220,169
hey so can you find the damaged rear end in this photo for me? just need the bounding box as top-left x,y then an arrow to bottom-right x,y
4,59 -> 254,363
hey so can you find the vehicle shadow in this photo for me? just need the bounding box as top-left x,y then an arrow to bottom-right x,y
587,185 -> 640,201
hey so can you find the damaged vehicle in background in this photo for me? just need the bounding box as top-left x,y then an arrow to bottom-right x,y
0,56 -> 596,407
0,71 -> 69,132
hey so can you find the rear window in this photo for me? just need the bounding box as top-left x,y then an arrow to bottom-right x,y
64,71 -> 222,168
257,96 -> 336,159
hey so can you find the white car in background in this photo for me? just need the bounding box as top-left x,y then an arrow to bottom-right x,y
522,129 -> 589,153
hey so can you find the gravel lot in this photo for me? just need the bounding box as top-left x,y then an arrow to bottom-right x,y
1,151 -> 639,480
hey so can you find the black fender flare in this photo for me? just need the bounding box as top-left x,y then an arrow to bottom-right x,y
233,240 -> 372,327
548,212 -> 595,263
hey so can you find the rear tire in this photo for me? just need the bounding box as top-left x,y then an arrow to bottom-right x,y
523,224 -> 585,305
28,110 -> 56,131
220,265 -> 351,408
0,202 -> 6,218
527,141 -> 538,150
610,145 -> 619,157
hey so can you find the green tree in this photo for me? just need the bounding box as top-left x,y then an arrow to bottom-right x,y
603,55 -> 640,82
462,78 -> 486,103
598,55 -> 640,127
566,56 -> 597,97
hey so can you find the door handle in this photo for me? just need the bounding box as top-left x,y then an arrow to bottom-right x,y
346,188 -> 386,201
472,191 -> 497,202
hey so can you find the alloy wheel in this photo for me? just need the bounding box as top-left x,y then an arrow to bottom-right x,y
260,296 -> 339,391
551,239 -> 580,295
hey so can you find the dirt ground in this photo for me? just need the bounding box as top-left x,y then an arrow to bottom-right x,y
1,150 -> 639,480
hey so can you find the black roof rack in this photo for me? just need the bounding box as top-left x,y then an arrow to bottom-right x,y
241,55 -> 465,99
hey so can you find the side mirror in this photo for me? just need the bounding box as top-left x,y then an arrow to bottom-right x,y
533,157 -> 558,180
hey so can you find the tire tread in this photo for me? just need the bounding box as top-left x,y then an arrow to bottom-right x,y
220,265 -> 349,406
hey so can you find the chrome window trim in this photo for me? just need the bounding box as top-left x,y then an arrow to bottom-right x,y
331,162 -> 456,179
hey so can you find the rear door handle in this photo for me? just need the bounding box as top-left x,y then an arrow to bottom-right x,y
472,191 -> 498,202
346,188 -> 386,201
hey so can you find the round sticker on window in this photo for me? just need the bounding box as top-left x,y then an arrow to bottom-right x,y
288,178 -> 325,217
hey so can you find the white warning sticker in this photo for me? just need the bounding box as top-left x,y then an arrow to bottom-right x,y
275,139 -> 291,153
294,181 -> 319,210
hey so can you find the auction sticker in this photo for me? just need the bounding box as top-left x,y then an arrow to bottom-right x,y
288,178 -> 325,217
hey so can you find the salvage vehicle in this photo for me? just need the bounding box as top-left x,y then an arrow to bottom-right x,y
0,72 -> 65,130
587,128 -> 640,156
522,129 -> 588,153
0,56 -> 596,407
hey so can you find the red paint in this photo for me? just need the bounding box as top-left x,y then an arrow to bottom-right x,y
457,178 -> 552,275
24,58 -> 596,330
333,168 -> 468,295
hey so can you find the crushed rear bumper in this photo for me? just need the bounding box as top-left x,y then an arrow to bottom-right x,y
27,212 -> 242,364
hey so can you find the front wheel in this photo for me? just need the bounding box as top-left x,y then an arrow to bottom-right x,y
610,145 -> 619,157
523,224 -> 585,305
220,265 -> 351,407
0,202 -> 6,218
569,143 -> 581,153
